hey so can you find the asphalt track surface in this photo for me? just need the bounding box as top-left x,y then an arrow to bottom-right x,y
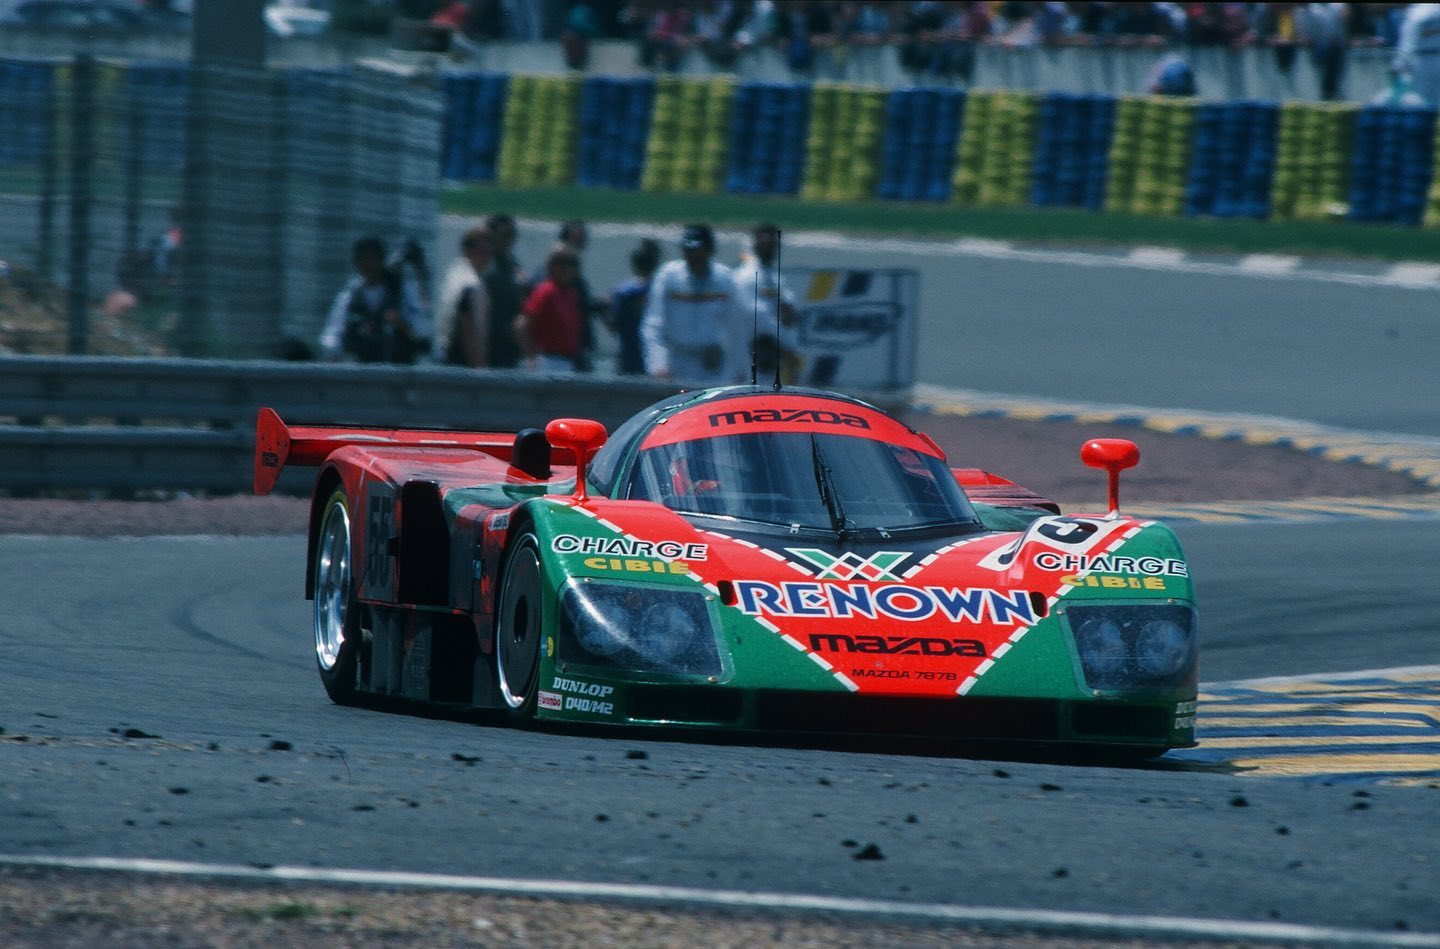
5,226 -> 1439,942
1,521 -> 1438,940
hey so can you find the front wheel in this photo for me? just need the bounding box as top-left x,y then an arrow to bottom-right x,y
496,532 -> 545,723
313,489 -> 360,704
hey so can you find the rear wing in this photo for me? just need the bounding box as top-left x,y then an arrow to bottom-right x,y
951,467 -> 1061,514
254,407 -> 524,495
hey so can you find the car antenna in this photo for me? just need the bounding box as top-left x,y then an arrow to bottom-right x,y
750,245 -> 760,387
772,228 -> 783,391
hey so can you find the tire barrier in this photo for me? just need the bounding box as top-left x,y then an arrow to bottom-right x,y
0,60 -> 52,167
9,60 -> 1440,227
1185,100 -> 1278,219
642,76 -> 732,194
1030,92 -> 1114,209
724,80 -> 810,195
441,72 -> 507,182
877,87 -> 963,203
577,76 -> 653,190
1349,105 -> 1436,225
497,74 -> 580,188
1272,102 -> 1355,222
1106,97 -> 1194,217
802,84 -> 885,204
953,90 -> 1040,208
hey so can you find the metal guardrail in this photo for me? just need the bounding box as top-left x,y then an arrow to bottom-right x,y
0,356 -> 907,495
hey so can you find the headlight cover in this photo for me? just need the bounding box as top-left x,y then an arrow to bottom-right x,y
557,580 -> 723,676
1066,604 -> 1197,692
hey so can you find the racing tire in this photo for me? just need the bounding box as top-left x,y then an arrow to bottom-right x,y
312,489 -> 361,705
496,531 -> 545,723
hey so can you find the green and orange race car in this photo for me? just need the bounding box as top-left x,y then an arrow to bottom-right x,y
255,385 -> 1198,755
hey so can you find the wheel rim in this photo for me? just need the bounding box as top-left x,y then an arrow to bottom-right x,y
497,539 -> 543,709
313,499 -> 351,672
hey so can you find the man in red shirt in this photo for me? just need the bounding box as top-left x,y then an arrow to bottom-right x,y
516,248 -> 583,373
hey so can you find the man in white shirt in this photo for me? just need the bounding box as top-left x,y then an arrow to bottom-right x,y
732,222 -> 800,385
640,224 -> 743,384
1396,3 -> 1440,105
433,226 -> 494,367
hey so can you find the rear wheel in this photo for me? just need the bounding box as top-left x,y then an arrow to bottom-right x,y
496,532 -> 544,722
313,489 -> 360,704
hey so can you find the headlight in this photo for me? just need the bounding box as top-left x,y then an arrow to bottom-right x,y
558,581 -> 722,676
1066,605 -> 1197,691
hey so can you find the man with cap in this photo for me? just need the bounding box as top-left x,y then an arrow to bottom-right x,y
641,223 -> 743,384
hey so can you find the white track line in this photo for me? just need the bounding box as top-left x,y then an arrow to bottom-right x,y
1,855 -> 1435,947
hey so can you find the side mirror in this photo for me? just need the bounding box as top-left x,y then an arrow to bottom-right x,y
545,418 -> 608,503
1080,438 -> 1139,516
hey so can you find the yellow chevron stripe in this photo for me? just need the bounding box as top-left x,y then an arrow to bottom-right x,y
1200,734 -> 1440,749
1230,753 -> 1440,776
1196,702 -> 1440,719
1202,715 -> 1433,729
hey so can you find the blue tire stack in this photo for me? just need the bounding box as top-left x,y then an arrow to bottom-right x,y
1030,93 -> 1114,209
577,76 -> 653,189
126,63 -> 189,172
440,72 -> 507,182
1349,105 -> 1437,225
1185,100 -> 1278,219
0,60 -> 55,167
724,81 -> 809,195
878,88 -> 964,202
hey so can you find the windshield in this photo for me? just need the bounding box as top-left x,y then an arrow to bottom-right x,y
626,431 -> 979,534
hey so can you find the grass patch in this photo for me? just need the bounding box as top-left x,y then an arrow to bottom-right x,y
442,183 -> 1440,262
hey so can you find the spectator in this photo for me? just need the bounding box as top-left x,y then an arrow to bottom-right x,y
1297,1 -> 1350,100
391,236 -> 432,335
563,0 -> 601,68
641,223 -> 742,383
639,0 -> 693,70
775,0 -> 835,73
434,226 -> 494,367
609,238 -> 661,375
483,213 -> 525,368
1148,52 -> 1198,94
319,236 -> 427,364
1248,3 -> 1299,78
557,219 -> 606,371
516,247 -> 584,373
1395,2 -> 1440,105
732,222 -> 800,384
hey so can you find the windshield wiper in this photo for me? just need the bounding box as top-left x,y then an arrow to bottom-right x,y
810,433 -> 854,541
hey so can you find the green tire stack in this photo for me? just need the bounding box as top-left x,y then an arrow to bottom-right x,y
1106,97 -> 1194,216
951,91 -> 1038,208
1273,102 -> 1355,221
801,84 -> 837,202
1426,114 -> 1440,226
497,74 -> 535,186
951,90 -> 992,205
801,84 -> 884,203
641,78 -> 733,194
497,75 -> 580,187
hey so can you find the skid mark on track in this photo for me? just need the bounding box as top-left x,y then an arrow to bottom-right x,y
1168,666 -> 1440,785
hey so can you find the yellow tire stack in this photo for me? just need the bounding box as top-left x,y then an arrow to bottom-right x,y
802,84 -> 885,203
1425,115 -> 1440,225
1273,102 -> 1355,221
1106,97 -> 1194,216
642,77 -> 732,194
498,74 -> 580,187
950,91 -> 1038,208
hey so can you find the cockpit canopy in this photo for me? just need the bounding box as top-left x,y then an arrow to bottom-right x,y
591,389 -> 980,537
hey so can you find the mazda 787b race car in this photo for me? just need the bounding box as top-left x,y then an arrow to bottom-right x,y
254,386 -> 1198,754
